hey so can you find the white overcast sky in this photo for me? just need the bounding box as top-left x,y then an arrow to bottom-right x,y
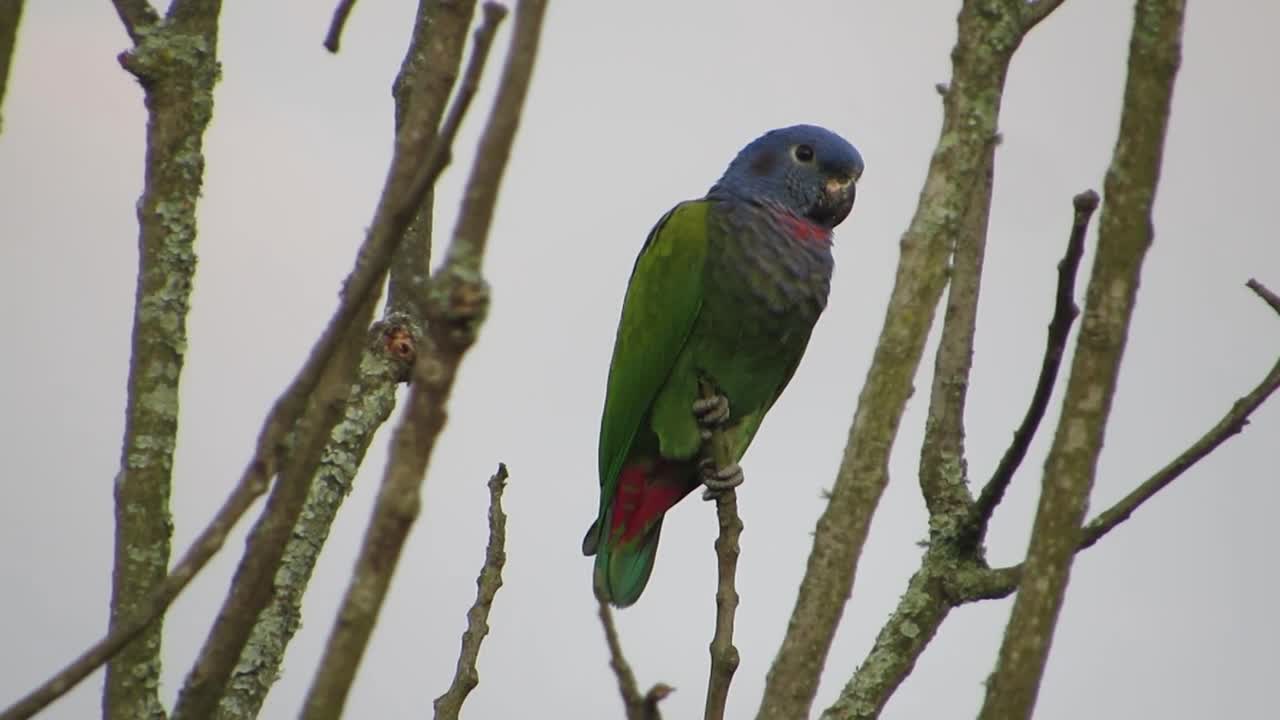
2,1 -> 1278,718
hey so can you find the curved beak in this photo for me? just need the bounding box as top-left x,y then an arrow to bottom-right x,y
812,173 -> 857,228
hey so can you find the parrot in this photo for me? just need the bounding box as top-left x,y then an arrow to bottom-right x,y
582,124 -> 864,607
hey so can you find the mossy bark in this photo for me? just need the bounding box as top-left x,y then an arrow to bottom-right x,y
978,1 -> 1186,717
106,5 -> 222,719
756,3 -> 1026,718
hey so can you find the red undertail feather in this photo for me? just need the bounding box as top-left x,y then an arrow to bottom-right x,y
594,458 -> 695,607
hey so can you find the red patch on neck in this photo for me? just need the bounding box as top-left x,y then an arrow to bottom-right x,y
772,209 -> 831,246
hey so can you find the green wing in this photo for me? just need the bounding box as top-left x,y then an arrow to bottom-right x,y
595,201 -> 709,521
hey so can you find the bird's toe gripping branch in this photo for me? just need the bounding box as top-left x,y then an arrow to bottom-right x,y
699,458 -> 744,500
693,393 -> 731,439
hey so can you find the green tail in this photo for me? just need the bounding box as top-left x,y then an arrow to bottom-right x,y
585,520 -> 664,607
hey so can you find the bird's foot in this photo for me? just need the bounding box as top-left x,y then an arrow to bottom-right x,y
693,393 -> 731,440
699,457 -> 744,500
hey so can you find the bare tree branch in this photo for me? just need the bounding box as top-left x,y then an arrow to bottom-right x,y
695,379 -> 742,720
954,318 -> 1280,605
1021,0 -> 1068,33
323,0 -> 357,53
815,131 -> 998,720
598,597 -> 644,715
433,464 -> 511,720
300,3 -> 543,716
967,190 -> 1098,546
109,0 -> 158,44
756,3 -> 1033,717
1,0 -> 497,714
1247,278 -> 1280,315
213,321 -> 416,720
819,554 -> 956,720
96,3 -> 223,718
915,136 -> 994,529
213,2 -> 477,715
1,456 -> 264,720
596,596 -> 673,720
0,0 -> 24,134
979,2 -> 1186,716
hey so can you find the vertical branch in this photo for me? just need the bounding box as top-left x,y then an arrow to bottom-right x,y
0,0 -> 24,134
432,464 -> 511,720
916,139 -> 995,529
755,3 -> 1031,717
214,3 -> 476,716
978,1 -> 1186,717
300,3 -> 544,716
106,1 -> 221,718
698,380 -> 742,720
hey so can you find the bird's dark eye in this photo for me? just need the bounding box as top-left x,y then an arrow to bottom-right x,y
793,144 -> 815,163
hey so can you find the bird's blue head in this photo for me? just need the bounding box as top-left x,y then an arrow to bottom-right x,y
709,124 -> 864,229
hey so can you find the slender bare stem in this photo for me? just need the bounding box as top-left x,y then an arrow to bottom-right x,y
323,0 -> 357,52
968,190 -> 1098,545
954,316 -> 1280,605
979,2 -> 1186,716
1246,278 -> 1280,315
433,464 -> 511,720
696,379 -> 742,720
300,4 -> 542,716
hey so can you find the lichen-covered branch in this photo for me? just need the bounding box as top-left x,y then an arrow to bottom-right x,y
968,190 -> 1098,546
300,4 -> 541,717
213,322 -> 415,720
109,0 -> 158,44
104,2 -> 221,718
697,381 -> 742,720
978,2 -> 1186,717
915,140 -> 993,531
388,0 -> 478,321
433,464 -> 511,720
212,1 -> 475,715
755,3 -> 1033,717
0,0 -> 25,135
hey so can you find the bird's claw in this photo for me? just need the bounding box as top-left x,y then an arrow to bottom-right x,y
693,393 -> 731,439
699,458 -> 744,500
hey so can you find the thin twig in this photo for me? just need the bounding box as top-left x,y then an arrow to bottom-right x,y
433,464 -> 511,720
299,4 -> 540,717
323,0 -> 357,53
1,472 -> 265,720
697,380 -> 741,720
1247,278 -> 1280,315
968,190 -> 1098,545
979,2 -> 1186,716
596,596 -> 671,720
953,336 -> 1280,605
598,597 -> 645,716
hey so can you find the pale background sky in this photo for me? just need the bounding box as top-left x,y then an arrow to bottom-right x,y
2,1 -> 1277,718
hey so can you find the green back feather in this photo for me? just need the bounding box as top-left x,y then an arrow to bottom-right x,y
593,201 -> 709,544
